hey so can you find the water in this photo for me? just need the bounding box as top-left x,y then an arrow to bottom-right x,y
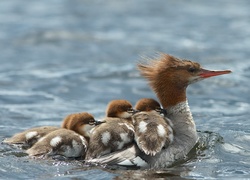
0,0 -> 250,179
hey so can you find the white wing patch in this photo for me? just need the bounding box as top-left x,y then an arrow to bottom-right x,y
120,133 -> 130,143
101,131 -> 111,146
138,121 -> 147,133
157,124 -> 166,137
116,133 -> 131,149
119,112 -> 132,119
50,136 -> 62,147
25,131 -> 38,140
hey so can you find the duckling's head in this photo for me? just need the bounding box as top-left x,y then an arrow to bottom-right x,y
135,98 -> 161,111
106,99 -> 136,119
62,112 -> 98,139
135,98 -> 167,115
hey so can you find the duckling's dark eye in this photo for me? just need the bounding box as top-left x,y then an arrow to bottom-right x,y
188,67 -> 196,73
89,119 -> 96,125
127,108 -> 134,113
155,107 -> 162,112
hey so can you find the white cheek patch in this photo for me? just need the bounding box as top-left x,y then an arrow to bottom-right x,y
50,136 -> 62,147
101,131 -> 111,146
119,112 -> 132,119
82,124 -> 95,137
25,131 -> 38,140
138,121 -> 147,133
157,124 -> 166,137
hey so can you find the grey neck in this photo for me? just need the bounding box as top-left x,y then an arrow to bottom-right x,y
145,101 -> 199,168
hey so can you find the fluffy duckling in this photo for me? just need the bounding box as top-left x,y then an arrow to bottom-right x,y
133,98 -> 174,156
3,126 -> 60,149
85,100 -> 136,160
26,112 -> 98,158
26,129 -> 87,158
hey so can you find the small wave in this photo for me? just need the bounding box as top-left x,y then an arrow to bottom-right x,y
187,130 -> 224,161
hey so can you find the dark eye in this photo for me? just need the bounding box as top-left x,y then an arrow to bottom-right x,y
89,119 -> 96,125
188,67 -> 196,73
155,107 -> 162,112
127,108 -> 135,114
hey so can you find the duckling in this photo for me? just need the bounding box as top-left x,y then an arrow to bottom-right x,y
3,126 -> 60,149
85,100 -> 136,160
26,112 -> 98,158
26,129 -> 87,158
133,98 -> 174,156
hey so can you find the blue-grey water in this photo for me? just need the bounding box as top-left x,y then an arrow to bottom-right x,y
0,0 -> 250,179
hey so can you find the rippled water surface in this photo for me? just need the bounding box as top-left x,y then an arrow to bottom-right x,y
1,0 -> 250,179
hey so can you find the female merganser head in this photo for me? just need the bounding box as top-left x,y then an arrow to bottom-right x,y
26,129 -> 88,158
85,100 -> 135,160
61,112 -> 99,142
133,98 -> 174,156
3,126 -> 60,149
87,53 -> 231,168
138,53 -> 231,108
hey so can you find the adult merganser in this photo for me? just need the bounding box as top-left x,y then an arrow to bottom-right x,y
26,112 -> 99,158
133,98 -> 174,156
85,100 -> 136,160
87,53 -> 231,168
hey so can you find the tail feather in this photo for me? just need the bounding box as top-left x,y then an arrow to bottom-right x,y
136,133 -> 166,156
